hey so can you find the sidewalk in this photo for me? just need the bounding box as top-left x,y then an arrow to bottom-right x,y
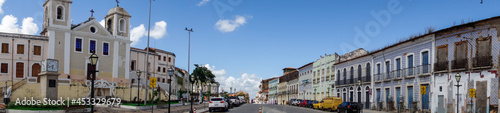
363,109 -> 393,113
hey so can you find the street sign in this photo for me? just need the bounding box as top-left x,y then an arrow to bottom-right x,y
150,77 -> 157,88
421,86 -> 426,95
469,88 -> 475,98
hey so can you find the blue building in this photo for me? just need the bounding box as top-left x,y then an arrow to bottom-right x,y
431,16 -> 500,113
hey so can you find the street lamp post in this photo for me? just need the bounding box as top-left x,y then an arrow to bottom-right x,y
89,51 -> 99,113
455,73 -> 462,113
189,74 -> 196,113
357,80 -> 361,113
168,67 -> 174,113
136,70 -> 142,106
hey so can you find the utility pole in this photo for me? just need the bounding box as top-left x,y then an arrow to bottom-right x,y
144,0 -> 153,105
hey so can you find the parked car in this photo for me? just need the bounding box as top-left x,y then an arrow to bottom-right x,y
288,99 -> 296,105
306,100 -> 319,108
225,98 -> 233,108
229,96 -> 240,107
299,100 -> 309,107
313,100 -> 323,109
320,97 -> 343,111
209,97 -> 229,112
337,102 -> 362,113
292,99 -> 302,106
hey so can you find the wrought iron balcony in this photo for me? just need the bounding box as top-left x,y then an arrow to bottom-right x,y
404,67 -> 416,78
434,61 -> 449,72
416,64 -> 431,76
393,69 -> 403,80
473,56 -> 492,69
374,73 -> 382,82
336,80 -> 345,85
452,58 -> 468,70
362,76 -> 371,82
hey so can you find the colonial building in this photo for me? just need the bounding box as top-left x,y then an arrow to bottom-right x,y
0,0 -> 180,102
268,77 -> 279,104
312,54 -> 337,100
334,48 -> 371,109
431,17 -> 500,113
298,62 -> 313,100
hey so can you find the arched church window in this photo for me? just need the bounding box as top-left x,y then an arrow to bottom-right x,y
119,18 -> 126,32
56,6 -> 63,20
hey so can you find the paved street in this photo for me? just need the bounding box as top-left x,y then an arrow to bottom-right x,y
94,103 -> 209,113
204,104 -> 388,113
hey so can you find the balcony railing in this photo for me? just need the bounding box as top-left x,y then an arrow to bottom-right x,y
381,72 -> 391,81
392,70 -> 403,80
416,64 -> 431,76
374,74 -> 382,82
346,79 -> 351,84
473,56 -> 492,68
434,61 -> 449,72
404,67 -> 416,78
362,76 -> 371,82
452,58 -> 468,70
336,80 -> 345,85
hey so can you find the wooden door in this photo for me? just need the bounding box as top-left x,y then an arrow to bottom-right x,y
16,62 -> 24,78
32,64 -> 41,82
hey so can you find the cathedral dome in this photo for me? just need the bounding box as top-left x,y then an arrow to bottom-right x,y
107,6 -> 131,17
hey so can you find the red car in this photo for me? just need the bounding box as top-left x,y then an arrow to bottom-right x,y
299,100 -> 309,107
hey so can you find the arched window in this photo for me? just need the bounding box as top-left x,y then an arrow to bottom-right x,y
119,18 -> 126,32
350,67 -> 354,83
343,68 -> 346,83
107,19 -> 113,32
366,63 -> 371,80
56,6 -> 64,20
357,65 -> 362,81
337,70 -> 340,82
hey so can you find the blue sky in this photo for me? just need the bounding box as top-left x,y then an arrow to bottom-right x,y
2,0 -> 498,98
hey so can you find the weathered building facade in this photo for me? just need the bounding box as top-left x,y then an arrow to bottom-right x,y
431,17 -> 500,113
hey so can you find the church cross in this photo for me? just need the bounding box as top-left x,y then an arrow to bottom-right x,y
116,0 -> 120,6
90,9 -> 94,17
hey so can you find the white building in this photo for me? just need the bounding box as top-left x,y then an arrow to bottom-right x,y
298,62 -> 313,100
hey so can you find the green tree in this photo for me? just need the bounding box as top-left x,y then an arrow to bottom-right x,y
191,64 -> 216,102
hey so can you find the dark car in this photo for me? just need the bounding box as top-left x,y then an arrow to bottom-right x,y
337,102 -> 362,113
289,99 -> 296,105
225,98 -> 233,108
299,100 -> 309,107
306,100 -> 318,108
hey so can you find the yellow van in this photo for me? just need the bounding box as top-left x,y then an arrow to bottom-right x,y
320,96 -> 343,111
313,100 -> 323,109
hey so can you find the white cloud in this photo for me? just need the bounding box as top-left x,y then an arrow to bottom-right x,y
215,15 -> 249,33
204,64 -> 262,99
0,0 -> 5,14
150,21 -> 167,39
99,19 -> 105,27
129,21 -> 167,46
130,24 -> 146,46
204,64 -> 226,76
0,15 -> 39,35
197,0 -> 210,6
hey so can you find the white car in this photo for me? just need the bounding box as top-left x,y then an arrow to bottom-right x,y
229,96 -> 240,106
209,97 -> 229,112
292,99 -> 302,106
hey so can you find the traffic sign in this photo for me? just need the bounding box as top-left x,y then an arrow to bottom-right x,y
150,77 -> 157,88
421,86 -> 426,95
469,88 -> 475,98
